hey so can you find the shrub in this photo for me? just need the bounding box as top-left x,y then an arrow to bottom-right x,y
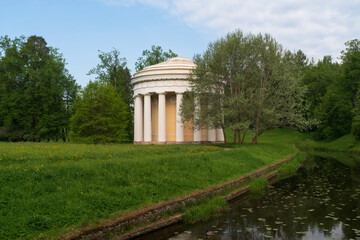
183,197 -> 227,222
249,177 -> 268,193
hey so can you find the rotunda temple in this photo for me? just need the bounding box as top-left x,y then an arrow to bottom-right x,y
132,57 -> 225,144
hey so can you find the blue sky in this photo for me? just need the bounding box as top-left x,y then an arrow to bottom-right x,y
2,0 -> 360,86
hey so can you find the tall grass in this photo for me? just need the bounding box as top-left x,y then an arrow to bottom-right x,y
249,177 -> 269,193
182,197 -> 227,222
0,128 -> 300,239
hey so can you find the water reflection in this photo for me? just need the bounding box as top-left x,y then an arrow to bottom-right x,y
141,154 -> 360,240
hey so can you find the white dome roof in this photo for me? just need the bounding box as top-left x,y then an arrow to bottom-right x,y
133,57 -> 195,78
132,57 -> 195,96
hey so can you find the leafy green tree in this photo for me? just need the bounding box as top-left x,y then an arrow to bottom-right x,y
88,48 -> 133,141
302,54 -> 356,140
341,39 -> 360,108
0,35 -> 78,141
135,45 -> 178,72
88,48 -> 133,106
341,39 -> 360,138
302,56 -> 342,119
183,30 -> 310,144
70,81 -> 129,143
313,84 -> 352,139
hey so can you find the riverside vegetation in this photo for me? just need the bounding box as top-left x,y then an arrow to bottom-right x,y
0,128 -> 301,239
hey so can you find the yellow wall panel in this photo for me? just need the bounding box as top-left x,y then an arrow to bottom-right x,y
184,119 -> 194,142
201,127 -> 208,141
151,95 -> 158,142
166,94 -> 176,142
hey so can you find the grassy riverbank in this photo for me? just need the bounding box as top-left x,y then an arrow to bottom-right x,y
299,134 -> 360,153
0,129 -> 301,239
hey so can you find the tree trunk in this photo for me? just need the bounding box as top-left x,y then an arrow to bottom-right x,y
353,92 -> 358,108
241,130 -> 247,144
222,127 -> 227,144
255,129 -> 258,144
237,129 -> 241,145
252,129 -> 255,144
233,131 -> 237,144
62,128 -> 66,142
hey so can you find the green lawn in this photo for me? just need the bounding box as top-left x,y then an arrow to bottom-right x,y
0,129 -> 300,239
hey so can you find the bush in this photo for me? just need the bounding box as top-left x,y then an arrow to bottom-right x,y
70,81 -> 129,143
183,197 -> 227,222
249,177 -> 268,193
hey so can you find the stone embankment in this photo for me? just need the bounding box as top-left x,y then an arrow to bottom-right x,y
63,152 -> 297,240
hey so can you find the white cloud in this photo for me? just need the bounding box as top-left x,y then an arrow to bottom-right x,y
100,0 -> 360,61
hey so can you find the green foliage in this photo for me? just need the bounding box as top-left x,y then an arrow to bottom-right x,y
249,177 -> 269,193
303,56 -> 353,140
70,81 -> 129,143
341,39 -> 360,107
278,158 -> 301,177
302,39 -> 360,140
135,45 -> 177,72
88,48 -> 133,140
313,84 -> 353,139
183,197 -> 227,222
0,128 -> 301,239
183,30 -> 312,144
0,35 -> 79,142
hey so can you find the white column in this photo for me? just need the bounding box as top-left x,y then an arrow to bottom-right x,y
194,97 -> 202,142
158,92 -> 166,143
208,128 -> 216,142
176,92 -> 184,143
144,94 -> 152,142
216,128 -> 225,142
134,95 -> 143,142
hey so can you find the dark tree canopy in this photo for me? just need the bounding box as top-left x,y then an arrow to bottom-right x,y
135,45 -> 178,72
301,39 -> 360,140
0,35 -> 79,141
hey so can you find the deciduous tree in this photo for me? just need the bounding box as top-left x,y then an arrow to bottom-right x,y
0,35 -> 78,141
88,48 -> 133,141
135,45 -> 177,72
70,81 -> 129,143
182,30 -> 311,144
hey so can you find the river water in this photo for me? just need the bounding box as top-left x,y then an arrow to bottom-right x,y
141,154 -> 360,240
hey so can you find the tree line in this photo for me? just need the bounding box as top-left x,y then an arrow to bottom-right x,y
0,35 -> 176,142
181,30 -> 360,143
0,36 -> 78,141
0,33 -> 359,143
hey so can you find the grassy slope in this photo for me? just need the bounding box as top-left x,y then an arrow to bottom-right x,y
0,129 -> 299,239
301,134 -> 360,152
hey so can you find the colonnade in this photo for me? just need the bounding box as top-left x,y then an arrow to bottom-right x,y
133,92 -> 224,144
